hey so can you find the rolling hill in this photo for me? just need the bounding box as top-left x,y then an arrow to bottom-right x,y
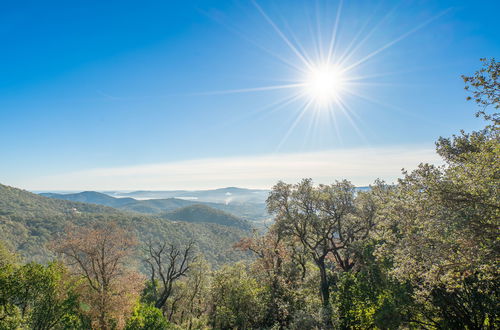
41,191 -> 136,207
41,190 -> 270,223
0,183 -> 251,267
110,187 -> 269,204
161,204 -> 252,230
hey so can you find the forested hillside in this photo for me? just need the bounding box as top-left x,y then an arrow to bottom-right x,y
41,191 -> 136,207
42,190 -> 269,223
160,204 -> 252,230
0,184 -> 250,266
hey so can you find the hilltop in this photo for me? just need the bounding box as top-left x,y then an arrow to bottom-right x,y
41,190 -> 270,224
161,204 -> 253,230
0,183 -> 251,267
41,191 -> 136,207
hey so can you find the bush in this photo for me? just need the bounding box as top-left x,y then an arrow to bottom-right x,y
125,303 -> 171,330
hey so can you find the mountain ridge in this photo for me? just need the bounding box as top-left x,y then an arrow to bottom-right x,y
40,190 -> 269,223
161,204 -> 252,230
0,183 -> 251,267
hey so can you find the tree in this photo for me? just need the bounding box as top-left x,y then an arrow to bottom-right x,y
143,240 -> 196,313
235,227 -> 309,329
164,258 -> 211,328
208,263 -> 265,329
462,57 -> 499,124
375,58 -> 499,328
267,179 -> 376,328
0,242 -> 80,330
55,222 -> 143,330
125,303 -> 171,330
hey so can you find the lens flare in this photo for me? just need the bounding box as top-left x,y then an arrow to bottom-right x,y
197,1 -> 447,149
304,64 -> 344,106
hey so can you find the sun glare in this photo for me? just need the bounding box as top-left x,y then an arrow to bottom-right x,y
304,64 -> 344,106
200,0 -> 444,148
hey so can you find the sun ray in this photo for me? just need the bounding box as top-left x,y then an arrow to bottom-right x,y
333,97 -> 366,143
326,0 -> 343,64
258,92 -> 307,118
340,69 -> 424,82
336,2 -> 399,68
197,7 -> 306,73
341,9 -> 451,74
191,1 -> 449,151
315,0 -> 324,60
343,89 -> 434,124
327,103 -> 343,144
277,98 -> 314,150
252,0 -> 313,71
276,11 -> 316,68
210,92 -> 306,133
193,83 -> 305,96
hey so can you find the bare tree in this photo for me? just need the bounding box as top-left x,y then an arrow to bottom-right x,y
54,222 -> 143,330
144,240 -> 196,312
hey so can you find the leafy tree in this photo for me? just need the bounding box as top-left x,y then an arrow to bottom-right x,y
125,303 -> 171,330
462,57 -> 499,123
236,227 -> 310,329
0,243 -> 80,330
162,258 -> 211,328
267,179 -> 376,328
331,242 -> 414,329
208,263 -> 265,329
375,58 -> 499,328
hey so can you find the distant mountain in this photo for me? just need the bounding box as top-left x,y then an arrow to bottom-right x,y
1,183 -> 250,267
161,204 -> 252,230
111,187 -> 269,204
119,198 -> 197,214
41,190 -> 270,223
41,191 -> 136,207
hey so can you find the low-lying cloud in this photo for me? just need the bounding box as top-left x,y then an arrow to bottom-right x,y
23,146 -> 442,190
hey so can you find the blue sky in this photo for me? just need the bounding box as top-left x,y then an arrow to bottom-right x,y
1,0 -> 499,190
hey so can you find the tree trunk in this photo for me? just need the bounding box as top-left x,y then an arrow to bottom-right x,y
317,259 -> 333,329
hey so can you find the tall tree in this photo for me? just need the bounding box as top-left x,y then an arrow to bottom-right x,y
267,179 -> 376,328
375,58 -> 499,328
0,242 -> 80,330
144,240 -> 196,313
55,222 -> 143,330
236,226 -> 309,329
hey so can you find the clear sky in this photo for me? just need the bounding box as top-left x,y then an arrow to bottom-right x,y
1,0 -> 499,190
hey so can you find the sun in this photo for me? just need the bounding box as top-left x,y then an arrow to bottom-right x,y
304,64 -> 345,106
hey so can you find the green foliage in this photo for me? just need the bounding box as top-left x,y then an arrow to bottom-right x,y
0,247 -> 81,330
41,191 -> 136,207
125,303 -> 171,330
161,204 -> 252,230
43,190 -> 269,223
0,184 -> 251,268
372,58 -> 499,328
208,263 -> 266,329
462,57 -> 499,123
331,244 -> 413,329
429,276 -> 499,329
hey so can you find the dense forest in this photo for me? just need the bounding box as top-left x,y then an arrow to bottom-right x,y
0,59 -> 498,329
0,184 -> 251,266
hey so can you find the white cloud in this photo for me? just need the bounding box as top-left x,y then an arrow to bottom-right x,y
21,146 -> 442,190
